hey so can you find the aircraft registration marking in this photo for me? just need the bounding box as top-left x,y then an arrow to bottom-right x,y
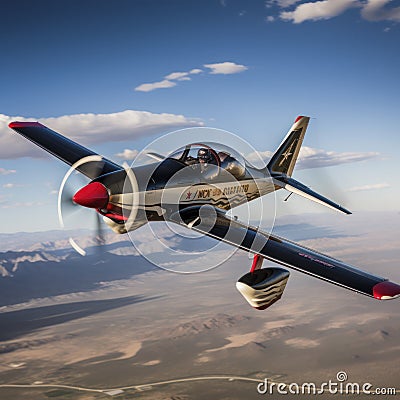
196,184 -> 250,199
298,252 -> 335,268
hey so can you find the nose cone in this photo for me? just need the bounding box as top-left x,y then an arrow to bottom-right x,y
73,182 -> 109,209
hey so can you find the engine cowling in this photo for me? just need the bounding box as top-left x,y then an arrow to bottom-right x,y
236,267 -> 290,310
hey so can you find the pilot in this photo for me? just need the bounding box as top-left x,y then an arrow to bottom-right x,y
197,148 -> 213,171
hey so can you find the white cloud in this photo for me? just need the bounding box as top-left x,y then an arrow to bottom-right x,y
1,110 -> 203,159
0,167 -> 16,175
266,0 -> 302,8
164,71 -> 189,80
266,15 -> 276,22
1,201 -> 45,209
348,182 -> 390,192
135,63 -> 246,93
296,146 -> 379,169
134,79 -> 176,92
361,0 -> 400,22
136,69 -> 202,92
272,0 -> 400,23
115,149 -> 139,160
165,69 -> 203,81
247,146 -> 379,169
247,150 -> 273,164
3,183 -> 27,189
280,0 -> 359,23
203,62 -> 248,75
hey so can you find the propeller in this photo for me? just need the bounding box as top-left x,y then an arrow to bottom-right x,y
58,156 -> 140,255
58,155 -> 108,256
121,161 -> 139,232
144,151 -> 165,162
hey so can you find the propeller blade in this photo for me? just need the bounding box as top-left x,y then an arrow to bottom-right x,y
59,186 -> 79,215
144,151 -> 165,161
95,212 -> 105,247
78,159 -> 106,180
122,162 -> 139,232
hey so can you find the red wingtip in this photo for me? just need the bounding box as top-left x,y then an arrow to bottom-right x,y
294,116 -> 304,123
373,281 -> 400,300
8,121 -> 43,129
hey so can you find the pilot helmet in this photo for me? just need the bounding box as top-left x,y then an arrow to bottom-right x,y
198,148 -> 212,163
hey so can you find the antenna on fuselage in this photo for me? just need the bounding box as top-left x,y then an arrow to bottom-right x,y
284,192 -> 293,202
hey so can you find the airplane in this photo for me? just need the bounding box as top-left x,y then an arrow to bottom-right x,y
8,116 -> 400,310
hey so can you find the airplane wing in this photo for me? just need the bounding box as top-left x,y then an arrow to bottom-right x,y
168,205 -> 400,300
9,122 -> 123,179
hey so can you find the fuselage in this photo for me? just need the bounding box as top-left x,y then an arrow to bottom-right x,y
93,157 -> 277,233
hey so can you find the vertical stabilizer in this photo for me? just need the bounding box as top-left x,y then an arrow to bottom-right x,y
267,116 -> 310,177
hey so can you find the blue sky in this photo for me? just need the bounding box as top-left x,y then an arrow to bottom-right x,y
0,0 -> 399,233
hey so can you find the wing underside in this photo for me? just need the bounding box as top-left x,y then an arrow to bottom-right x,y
169,206 -> 400,300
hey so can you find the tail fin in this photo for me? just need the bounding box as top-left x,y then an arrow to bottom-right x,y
267,115 -> 309,177
268,116 -> 351,215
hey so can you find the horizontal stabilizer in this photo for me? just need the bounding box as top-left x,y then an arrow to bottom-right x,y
274,175 -> 351,215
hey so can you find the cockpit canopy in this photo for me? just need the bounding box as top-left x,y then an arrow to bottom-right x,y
168,142 -> 248,179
